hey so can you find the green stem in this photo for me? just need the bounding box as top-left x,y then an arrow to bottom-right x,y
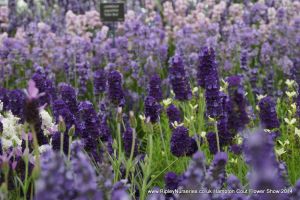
60,131 -> 64,155
68,135 -> 73,161
158,120 -> 169,164
214,120 -> 221,153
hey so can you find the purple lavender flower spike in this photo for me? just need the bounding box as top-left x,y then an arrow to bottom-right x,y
166,104 -> 182,128
178,152 -> 210,200
169,54 -> 192,101
111,181 -> 129,200
144,96 -> 162,123
51,100 -> 67,120
243,130 -> 288,200
217,92 -> 231,145
59,83 -> 79,117
148,73 -> 163,102
197,46 -> 219,89
99,115 -> 111,142
258,97 -> 280,138
170,126 -> 197,157
8,89 -> 26,120
51,131 -> 69,154
227,76 -> 249,134
78,101 -> 100,152
198,47 -> 222,118
164,172 -> 179,199
36,151 -> 75,200
107,70 -> 125,106
93,69 -> 107,96
205,152 -> 228,189
164,172 -> 179,190
31,73 -> 50,106
72,150 -> 103,199
123,126 -> 138,157
206,132 -> 218,155
227,175 -> 243,190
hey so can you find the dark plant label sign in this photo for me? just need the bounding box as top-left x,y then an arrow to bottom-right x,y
100,3 -> 125,22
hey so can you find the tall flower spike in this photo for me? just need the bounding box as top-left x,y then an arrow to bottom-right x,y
227,76 -> 249,135
122,126 -> 138,157
59,83 -> 79,117
178,152 -> 210,200
144,96 -> 162,123
170,126 -> 197,157
166,104 -> 182,128
198,47 -> 222,118
169,54 -> 192,101
205,152 -> 228,189
197,46 -> 219,89
31,73 -> 52,106
217,92 -> 231,145
35,150 -> 75,200
8,89 -> 26,121
258,96 -> 280,138
164,172 -> 179,199
93,69 -> 107,96
243,130 -> 288,200
71,150 -> 103,199
107,70 -> 125,106
148,73 -> 163,102
78,101 -> 100,152
206,132 -> 218,155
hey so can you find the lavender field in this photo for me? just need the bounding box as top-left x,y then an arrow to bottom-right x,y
0,0 -> 300,199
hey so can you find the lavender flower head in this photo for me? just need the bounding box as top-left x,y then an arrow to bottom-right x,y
166,104 -> 182,127
93,69 -> 107,96
178,152 -> 210,200
71,150 -> 103,199
243,130 -> 288,200
258,97 -> 280,138
198,47 -> 222,118
107,70 -> 125,106
205,152 -> 228,189
170,126 -> 198,157
122,126 -> 138,157
197,46 -> 219,89
8,89 -> 26,120
35,150 -> 75,200
148,73 -> 163,102
144,96 -> 162,123
227,76 -> 249,133
169,54 -> 192,101
59,83 -> 79,116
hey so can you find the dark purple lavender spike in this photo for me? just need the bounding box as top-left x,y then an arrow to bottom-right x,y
169,54 -> 192,101
258,96 -> 280,138
227,76 -> 250,134
148,73 -> 163,102
144,96 -> 162,123
122,126 -> 138,157
107,70 -> 125,106
170,126 -> 198,157
93,69 -> 107,96
166,104 -> 182,128
59,83 -> 79,117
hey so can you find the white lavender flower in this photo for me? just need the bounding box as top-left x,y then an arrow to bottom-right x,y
1,111 -> 23,151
